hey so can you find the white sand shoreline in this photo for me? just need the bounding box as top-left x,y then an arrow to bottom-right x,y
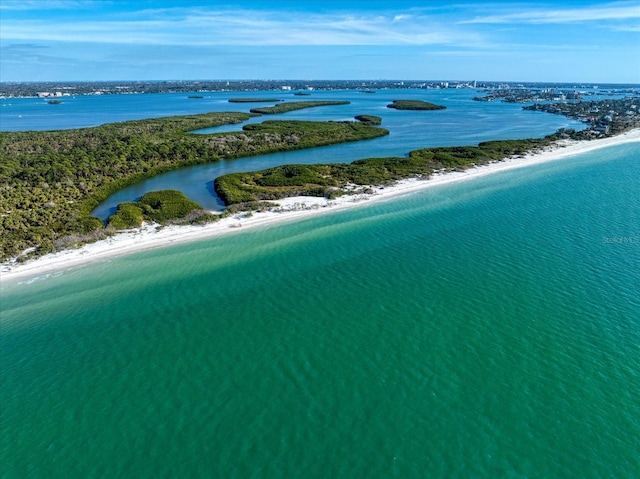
2,129 -> 639,284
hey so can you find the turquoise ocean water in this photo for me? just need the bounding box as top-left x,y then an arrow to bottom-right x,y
2,144 -> 639,478
1,91 -> 639,477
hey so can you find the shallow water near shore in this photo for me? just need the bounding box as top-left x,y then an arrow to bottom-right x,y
2,142 -> 639,478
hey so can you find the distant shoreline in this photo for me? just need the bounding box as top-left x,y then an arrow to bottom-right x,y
2,128 -> 638,285
2,80 -> 638,100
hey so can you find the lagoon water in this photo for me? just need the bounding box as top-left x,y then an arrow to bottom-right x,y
1,90 -> 639,478
2,88 -> 582,217
92,89 -> 582,218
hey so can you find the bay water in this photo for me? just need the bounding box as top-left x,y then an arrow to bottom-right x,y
1,91 -> 639,478
90,89 -> 583,218
1,88 -> 583,217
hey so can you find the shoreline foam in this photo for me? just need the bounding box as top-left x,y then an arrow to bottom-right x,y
2,129 -> 639,284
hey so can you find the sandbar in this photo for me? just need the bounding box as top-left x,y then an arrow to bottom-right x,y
2,128 -> 639,284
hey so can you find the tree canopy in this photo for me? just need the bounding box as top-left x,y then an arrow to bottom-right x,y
0,113 -> 388,261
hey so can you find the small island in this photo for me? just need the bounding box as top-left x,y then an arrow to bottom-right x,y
249,100 -> 350,114
354,115 -> 382,125
108,190 -> 209,229
228,98 -> 282,103
387,100 -> 446,110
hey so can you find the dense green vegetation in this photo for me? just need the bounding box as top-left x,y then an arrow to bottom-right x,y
108,203 -> 146,229
214,137 -> 552,205
0,113 -> 388,261
387,100 -> 447,110
354,115 -> 382,125
108,190 -> 210,228
249,101 -> 350,114
228,98 -> 282,103
239,120 -> 383,139
2,92 -> 598,264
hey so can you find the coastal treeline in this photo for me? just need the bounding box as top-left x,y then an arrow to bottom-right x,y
0,113 -> 388,261
214,138 -> 550,205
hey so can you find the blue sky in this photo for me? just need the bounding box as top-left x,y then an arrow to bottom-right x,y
1,0 -> 639,83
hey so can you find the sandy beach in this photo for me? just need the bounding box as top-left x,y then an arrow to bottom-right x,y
2,128 -> 639,284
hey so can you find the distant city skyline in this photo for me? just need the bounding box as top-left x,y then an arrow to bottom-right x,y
1,0 -> 639,83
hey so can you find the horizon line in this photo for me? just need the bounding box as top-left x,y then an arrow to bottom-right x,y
2,79 -> 640,86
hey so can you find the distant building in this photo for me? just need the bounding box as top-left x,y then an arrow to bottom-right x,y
36,91 -> 64,98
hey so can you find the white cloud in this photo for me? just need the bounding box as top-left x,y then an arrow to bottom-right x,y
461,2 -> 640,25
0,0 -> 100,10
0,7 -> 480,47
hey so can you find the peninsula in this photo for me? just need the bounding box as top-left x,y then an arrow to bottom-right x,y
0,113 -> 387,262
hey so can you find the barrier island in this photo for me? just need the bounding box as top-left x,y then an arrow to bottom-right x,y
0,113 -> 387,261
3,96 -> 638,267
214,138 -> 549,204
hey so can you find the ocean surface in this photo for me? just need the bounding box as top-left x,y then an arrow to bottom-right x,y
1,90 -> 639,478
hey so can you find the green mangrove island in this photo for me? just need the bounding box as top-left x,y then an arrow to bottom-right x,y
0,113 -> 387,261
228,98 -> 283,103
354,115 -> 382,125
387,100 -> 447,110
249,100 -> 350,114
107,190 -> 208,229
